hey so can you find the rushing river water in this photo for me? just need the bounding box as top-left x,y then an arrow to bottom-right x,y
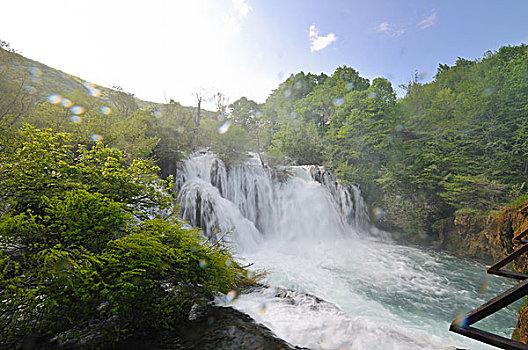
176,152 -> 521,350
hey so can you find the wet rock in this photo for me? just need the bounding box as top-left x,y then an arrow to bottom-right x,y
176,305 -> 306,350
35,305 -> 305,350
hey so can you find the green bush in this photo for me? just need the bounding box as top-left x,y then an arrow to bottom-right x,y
0,126 -> 245,348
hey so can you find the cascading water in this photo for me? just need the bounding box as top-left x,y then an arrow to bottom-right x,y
176,151 -> 520,350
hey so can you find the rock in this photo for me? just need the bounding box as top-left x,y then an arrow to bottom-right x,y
513,305 -> 528,344
35,305 -> 305,350
439,210 -> 494,262
176,305 -> 306,350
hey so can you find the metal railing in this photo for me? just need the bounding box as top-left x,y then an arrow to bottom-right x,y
450,223 -> 528,349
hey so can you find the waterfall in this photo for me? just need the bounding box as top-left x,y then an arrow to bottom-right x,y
175,151 -> 519,350
175,151 -> 369,251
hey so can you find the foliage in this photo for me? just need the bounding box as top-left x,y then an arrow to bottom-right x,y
0,127 -> 245,348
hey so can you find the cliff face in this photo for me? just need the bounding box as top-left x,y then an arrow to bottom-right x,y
439,202 -> 528,264
439,211 -> 495,262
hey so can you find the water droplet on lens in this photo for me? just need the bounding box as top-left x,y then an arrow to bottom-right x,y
454,313 -> 469,328
70,115 -> 83,124
90,134 -> 103,142
100,106 -> 111,115
333,97 -> 344,107
70,106 -> 85,115
258,301 -> 267,314
371,207 -> 385,219
24,85 -> 37,95
483,87 -> 495,97
419,232 -> 429,240
199,259 -> 208,269
29,67 -> 42,76
61,98 -> 73,108
226,289 -> 238,303
48,93 -> 62,104
89,88 -> 101,97
218,120 -> 231,134
477,275 -> 489,294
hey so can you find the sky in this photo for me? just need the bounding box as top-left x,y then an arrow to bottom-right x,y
1,0 -> 528,109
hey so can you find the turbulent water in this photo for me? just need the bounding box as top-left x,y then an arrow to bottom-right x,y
176,151 -> 521,350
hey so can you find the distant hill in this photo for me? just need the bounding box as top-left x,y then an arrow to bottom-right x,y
0,46 -> 213,118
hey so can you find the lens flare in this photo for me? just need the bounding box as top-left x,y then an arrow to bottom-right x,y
70,115 -> 83,124
89,88 -> 101,97
258,301 -> 267,315
454,313 -> 469,329
218,120 -> 231,134
29,67 -> 42,76
177,126 -> 185,133
226,290 -> 238,303
333,98 -> 344,107
395,124 -> 405,132
295,80 -> 303,89
100,106 -> 111,115
24,86 -> 37,95
61,99 -> 73,108
47,94 -> 62,104
199,259 -> 208,269
346,82 -> 355,90
283,88 -> 292,97
483,87 -> 495,97
90,134 -> 103,142
198,259 -> 208,269
369,226 -> 381,236
70,106 -> 85,115
477,275 -> 489,294
30,76 -> 41,84
255,111 -> 263,118
372,207 -> 385,220
368,91 -> 378,99
153,111 -> 161,118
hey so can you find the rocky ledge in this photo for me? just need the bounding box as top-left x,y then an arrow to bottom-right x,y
31,303 -> 305,350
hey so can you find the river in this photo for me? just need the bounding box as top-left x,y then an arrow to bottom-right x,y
176,152 -> 521,350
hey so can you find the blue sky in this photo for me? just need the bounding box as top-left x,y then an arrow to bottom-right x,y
1,0 -> 527,107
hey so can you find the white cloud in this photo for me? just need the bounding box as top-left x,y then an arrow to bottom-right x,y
377,22 -> 406,37
309,25 -> 337,53
418,11 -> 436,29
232,0 -> 251,17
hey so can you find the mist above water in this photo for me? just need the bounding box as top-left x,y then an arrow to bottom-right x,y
176,152 -> 519,350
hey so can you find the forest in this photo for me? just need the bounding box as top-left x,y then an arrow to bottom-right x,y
1,42 -> 528,347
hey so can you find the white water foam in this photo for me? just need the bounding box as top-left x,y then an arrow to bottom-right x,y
176,152 -> 520,349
